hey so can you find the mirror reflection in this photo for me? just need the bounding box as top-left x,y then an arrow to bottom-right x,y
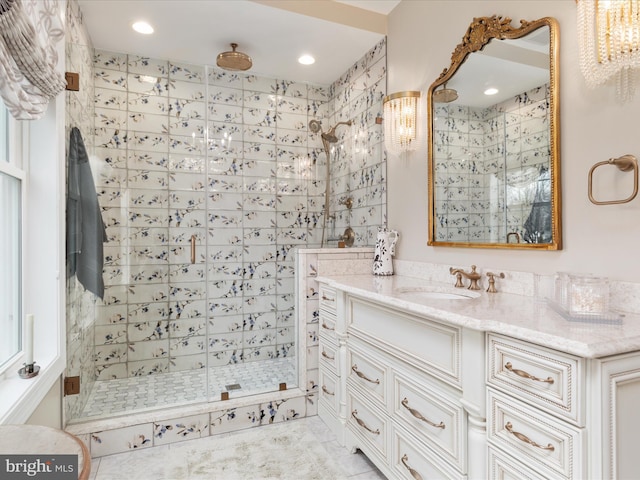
428,16 -> 561,249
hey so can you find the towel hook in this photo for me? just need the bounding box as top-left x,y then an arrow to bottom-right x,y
588,154 -> 638,205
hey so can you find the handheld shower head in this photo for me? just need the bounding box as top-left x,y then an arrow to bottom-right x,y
322,120 -> 353,143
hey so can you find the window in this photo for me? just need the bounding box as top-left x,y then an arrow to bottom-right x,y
0,104 -> 23,371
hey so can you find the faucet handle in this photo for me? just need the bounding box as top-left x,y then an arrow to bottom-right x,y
486,272 -> 505,293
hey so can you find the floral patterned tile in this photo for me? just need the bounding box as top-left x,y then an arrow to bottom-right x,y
128,302 -> 170,323
128,92 -> 170,115
208,102 -> 243,124
94,324 -> 127,346
208,84 -> 244,106
95,68 -> 128,91
169,353 -> 207,372
95,87 -> 127,110
128,56 -> 169,77
207,68 -> 244,89
169,62 -> 205,83
90,423 -> 154,458
94,50 -> 128,71
153,413 -> 209,446
169,299 -> 206,320
125,358 -> 169,377
170,334 -> 207,356
169,79 -> 206,102
243,75 -> 277,94
128,320 -> 169,343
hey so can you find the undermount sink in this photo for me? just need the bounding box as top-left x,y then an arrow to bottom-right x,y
393,286 -> 481,301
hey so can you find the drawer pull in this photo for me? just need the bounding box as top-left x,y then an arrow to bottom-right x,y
321,385 -> 334,396
351,410 -> 380,435
351,365 -> 380,384
321,322 -> 334,331
401,454 -> 424,480
401,398 -> 445,429
505,362 -> 554,384
322,295 -> 335,302
321,350 -> 335,361
505,422 -> 555,451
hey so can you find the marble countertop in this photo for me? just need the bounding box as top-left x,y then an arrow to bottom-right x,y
317,274 -> 640,358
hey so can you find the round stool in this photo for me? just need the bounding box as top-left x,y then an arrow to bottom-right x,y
0,425 -> 90,480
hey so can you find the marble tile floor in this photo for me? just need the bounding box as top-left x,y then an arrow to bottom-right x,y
80,357 -> 297,420
89,416 -> 387,480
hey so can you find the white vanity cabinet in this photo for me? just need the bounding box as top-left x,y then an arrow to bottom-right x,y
316,276 -> 640,480
342,295 -> 485,480
317,283 -> 345,440
487,333 -> 640,480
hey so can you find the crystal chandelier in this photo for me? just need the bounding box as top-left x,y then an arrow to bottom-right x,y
577,0 -> 640,101
382,91 -> 421,157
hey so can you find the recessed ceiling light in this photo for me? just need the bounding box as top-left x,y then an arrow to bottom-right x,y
132,21 -> 154,35
484,87 -> 499,96
298,54 -> 315,65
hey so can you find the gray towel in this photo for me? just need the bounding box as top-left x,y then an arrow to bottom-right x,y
66,127 -> 107,299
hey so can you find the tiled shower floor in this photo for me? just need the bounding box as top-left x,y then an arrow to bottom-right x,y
79,357 -> 297,419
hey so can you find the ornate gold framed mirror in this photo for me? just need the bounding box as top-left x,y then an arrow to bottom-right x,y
427,16 -> 561,250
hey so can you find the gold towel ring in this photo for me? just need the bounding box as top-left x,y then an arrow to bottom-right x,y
588,154 -> 638,205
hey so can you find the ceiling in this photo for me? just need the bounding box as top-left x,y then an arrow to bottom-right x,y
77,0 -> 401,85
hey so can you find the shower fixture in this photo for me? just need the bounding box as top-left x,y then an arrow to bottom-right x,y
321,121 -> 353,143
308,119 -> 354,247
433,83 -> 458,103
216,43 -> 252,71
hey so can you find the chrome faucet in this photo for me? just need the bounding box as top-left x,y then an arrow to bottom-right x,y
449,265 -> 482,290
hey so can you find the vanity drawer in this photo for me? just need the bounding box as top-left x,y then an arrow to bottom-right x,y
488,446 -> 552,480
347,390 -> 388,460
319,314 -> 337,338
319,339 -> 339,375
318,367 -> 340,417
347,341 -> 387,404
488,388 -> 584,480
349,297 -> 461,388
487,334 -> 584,425
393,372 -> 465,471
391,427 -> 465,480
319,284 -> 337,317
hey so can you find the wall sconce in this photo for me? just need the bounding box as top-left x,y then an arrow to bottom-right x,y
382,91 -> 421,157
577,0 -> 640,101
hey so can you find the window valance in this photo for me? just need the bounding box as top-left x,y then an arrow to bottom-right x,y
0,0 -> 66,120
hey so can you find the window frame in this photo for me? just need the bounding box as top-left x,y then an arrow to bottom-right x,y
0,106 -> 26,376
0,96 -> 66,425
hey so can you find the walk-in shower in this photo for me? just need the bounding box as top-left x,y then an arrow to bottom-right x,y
64,2 -> 388,445
309,119 -> 354,247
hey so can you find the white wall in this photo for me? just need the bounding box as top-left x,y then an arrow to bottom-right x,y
387,0 -> 640,282
27,377 -> 63,429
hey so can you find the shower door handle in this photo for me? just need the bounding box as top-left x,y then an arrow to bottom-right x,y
190,234 -> 196,264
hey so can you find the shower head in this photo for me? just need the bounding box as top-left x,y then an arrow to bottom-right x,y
433,83 -> 458,103
216,43 -> 252,71
322,121 -> 353,143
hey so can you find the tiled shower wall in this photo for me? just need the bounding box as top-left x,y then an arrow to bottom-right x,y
89,51 -> 328,384
65,0 -> 98,421
64,38 -> 388,401
328,40 -> 387,245
433,84 -> 549,243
